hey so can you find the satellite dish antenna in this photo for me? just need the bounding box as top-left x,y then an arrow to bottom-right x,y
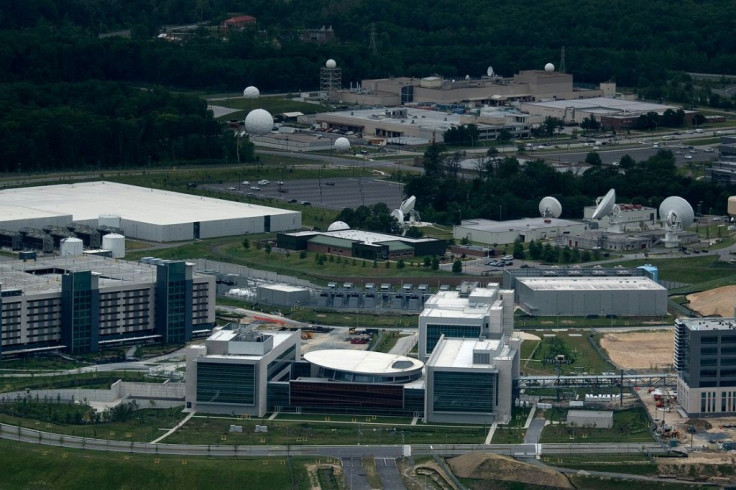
539,196 -> 562,218
487,66 -> 494,77
400,196 -> 416,214
592,189 -> 616,220
659,196 -> 694,248
390,209 -> 404,224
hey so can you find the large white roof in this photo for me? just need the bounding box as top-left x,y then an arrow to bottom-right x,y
304,349 -> 423,376
0,181 -> 296,226
518,276 -> 666,291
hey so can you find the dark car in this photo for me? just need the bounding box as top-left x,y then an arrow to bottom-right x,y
324,181 -> 335,186
288,199 -> 298,203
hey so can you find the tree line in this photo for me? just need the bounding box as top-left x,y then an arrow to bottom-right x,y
405,143 -> 735,225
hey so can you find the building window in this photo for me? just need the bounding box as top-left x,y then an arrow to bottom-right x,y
196,362 -> 255,405
426,325 -> 480,354
433,371 -> 496,413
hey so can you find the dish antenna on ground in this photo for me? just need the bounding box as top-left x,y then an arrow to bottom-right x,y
659,196 -> 694,248
539,196 -> 562,218
487,66 -> 494,77
391,195 -> 421,235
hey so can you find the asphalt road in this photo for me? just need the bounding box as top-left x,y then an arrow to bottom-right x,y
541,143 -> 718,167
341,458 -> 372,490
524,419 -> 546,445
375,457 -> 406,489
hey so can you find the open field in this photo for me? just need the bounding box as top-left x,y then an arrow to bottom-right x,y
686,285 -> 736,317
619,255 -> 736,288
0,438 -> 311,490
520,330 -> 613,376
600,330 -> 674,371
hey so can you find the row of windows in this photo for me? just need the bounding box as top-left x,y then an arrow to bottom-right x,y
433,371 -> 496,413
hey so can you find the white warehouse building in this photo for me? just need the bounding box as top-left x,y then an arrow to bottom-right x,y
0,182 -> 301,242
453,217 -> 587,246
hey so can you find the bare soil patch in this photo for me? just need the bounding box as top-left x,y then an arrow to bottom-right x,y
447,453 -> 573,488
686,285 -> 736,317
600,330 -> 674,370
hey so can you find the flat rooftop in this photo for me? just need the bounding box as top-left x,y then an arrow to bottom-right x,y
525,97 -> 681,114
421,288 -> 500,320
428,337 -> 503,369
679,318 -> 736,332
304,349 -> 424,375
0,255 -> 196,295
0,181 -> 296,226
457,217 -> 582,232
517,276 -> 666,291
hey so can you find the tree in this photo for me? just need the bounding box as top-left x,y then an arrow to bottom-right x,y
431,257 -> 440,271
422,142 -> 447,176
452,259 -> 463,273
618,154 -> 635,170
580,115 -> 600,132
585,151 -> 602,166
513,239 -> 525,260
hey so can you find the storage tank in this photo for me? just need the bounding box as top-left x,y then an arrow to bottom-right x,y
60,237 -> 84,256
102,233 -> 125,258
99,214 -> 121,228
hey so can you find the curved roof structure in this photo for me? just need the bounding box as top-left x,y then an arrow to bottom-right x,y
304,349 -> 423,377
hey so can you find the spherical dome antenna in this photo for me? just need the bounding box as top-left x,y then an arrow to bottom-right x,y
659,196 -> 694,228
244,109 -> 274,135
243,86 -> 260,99
539,196 -> 562,218
544,62 -> 555,72
326,59 -> 337,68
334,137 -> 351,152
327,221 -> 350,232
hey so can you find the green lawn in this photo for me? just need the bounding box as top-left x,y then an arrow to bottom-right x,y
520,330 -> 613,376
0,438 -> 311,490
0,407 -> 187,443
211,96 -> 330,117
539,408 -> 654,444
164,416 -> 488,446
618,255 -> 736,286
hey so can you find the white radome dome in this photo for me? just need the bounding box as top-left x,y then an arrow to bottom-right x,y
334,137 -> 351,152
244,109 -> 274,135
243,86 -> 260,99
327,221 -> 350,232
544,63 -> 555,72
326,59 -> 337,68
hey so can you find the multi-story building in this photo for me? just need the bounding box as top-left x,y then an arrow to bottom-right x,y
418,284 -> 514,360
0,256 -> 215,356
675,317 -> 736,416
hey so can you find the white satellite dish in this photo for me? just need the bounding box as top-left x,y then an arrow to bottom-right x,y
592,189 -> 616,220
487,66 -> 494,77
400,196 -> 416,214
390,209 -> 404,223
659,196 -> 694,229
539,196 -> 562,218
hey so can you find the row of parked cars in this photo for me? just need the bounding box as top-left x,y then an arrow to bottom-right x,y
487,255 -> 514,267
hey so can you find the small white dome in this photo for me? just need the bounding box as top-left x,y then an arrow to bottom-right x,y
327,221 -> 350,231
326,59 -> 337,68
244,109 -> 274,135
243,86 -> 260,99
334,137 -> 350,152
544,63 -> 555,72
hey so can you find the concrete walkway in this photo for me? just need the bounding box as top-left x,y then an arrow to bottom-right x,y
484,423 -> 497,445
150,411 -> 195,444
388,331 -> 418,356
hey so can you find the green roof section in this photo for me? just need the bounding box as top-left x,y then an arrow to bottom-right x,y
380,240 -> 414,252
307,235 -> 354,248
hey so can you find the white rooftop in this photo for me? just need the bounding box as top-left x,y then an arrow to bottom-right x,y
0,181 -> 296,226
429,337 -> 503,369
304,349 -> 424,375
325,229 -> 435,244
458,217 -> 582,232
680,318 -> 736,331
518,276 -> 666,291
259,283 -> 309,293
421,288 -> 500,320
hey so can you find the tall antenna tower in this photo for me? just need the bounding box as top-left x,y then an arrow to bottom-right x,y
559,46 -> 566,73
369,23 -> 377,56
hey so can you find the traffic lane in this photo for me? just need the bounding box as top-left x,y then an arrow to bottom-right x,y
523,419 -> 546,444
375,457 -> 406,490
542,145 -> 717,166
341,457 -> 372,490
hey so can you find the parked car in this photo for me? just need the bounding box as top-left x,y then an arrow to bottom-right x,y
258,179 -> 270,185
325,181 -> 335,186
227,186 -> 236,190
250,186 -> 260,190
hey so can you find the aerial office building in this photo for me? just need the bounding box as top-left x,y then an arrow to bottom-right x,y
418,284 -> 515,360
675,317 -> 736,416
0,256 -> 215,356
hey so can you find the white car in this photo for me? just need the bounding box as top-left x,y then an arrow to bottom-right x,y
684,155 -> 693,160
227,186 -> 236,190
241,180 -> 249,185
250,186 -> 261,190
258,179 -> 270,185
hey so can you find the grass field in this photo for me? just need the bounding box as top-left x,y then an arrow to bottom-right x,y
164,416 -> 488,446
0,438 -> 311,489
618,255 -> 736,286
542,453 -> 659,476
520,330 -> 613,376
539,407 -> 653,444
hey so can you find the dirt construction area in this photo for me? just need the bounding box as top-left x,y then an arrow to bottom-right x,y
600,330 -> 674,371
686,285 -> 736,317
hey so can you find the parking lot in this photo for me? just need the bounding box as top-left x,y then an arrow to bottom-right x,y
207,177 -> 404,211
